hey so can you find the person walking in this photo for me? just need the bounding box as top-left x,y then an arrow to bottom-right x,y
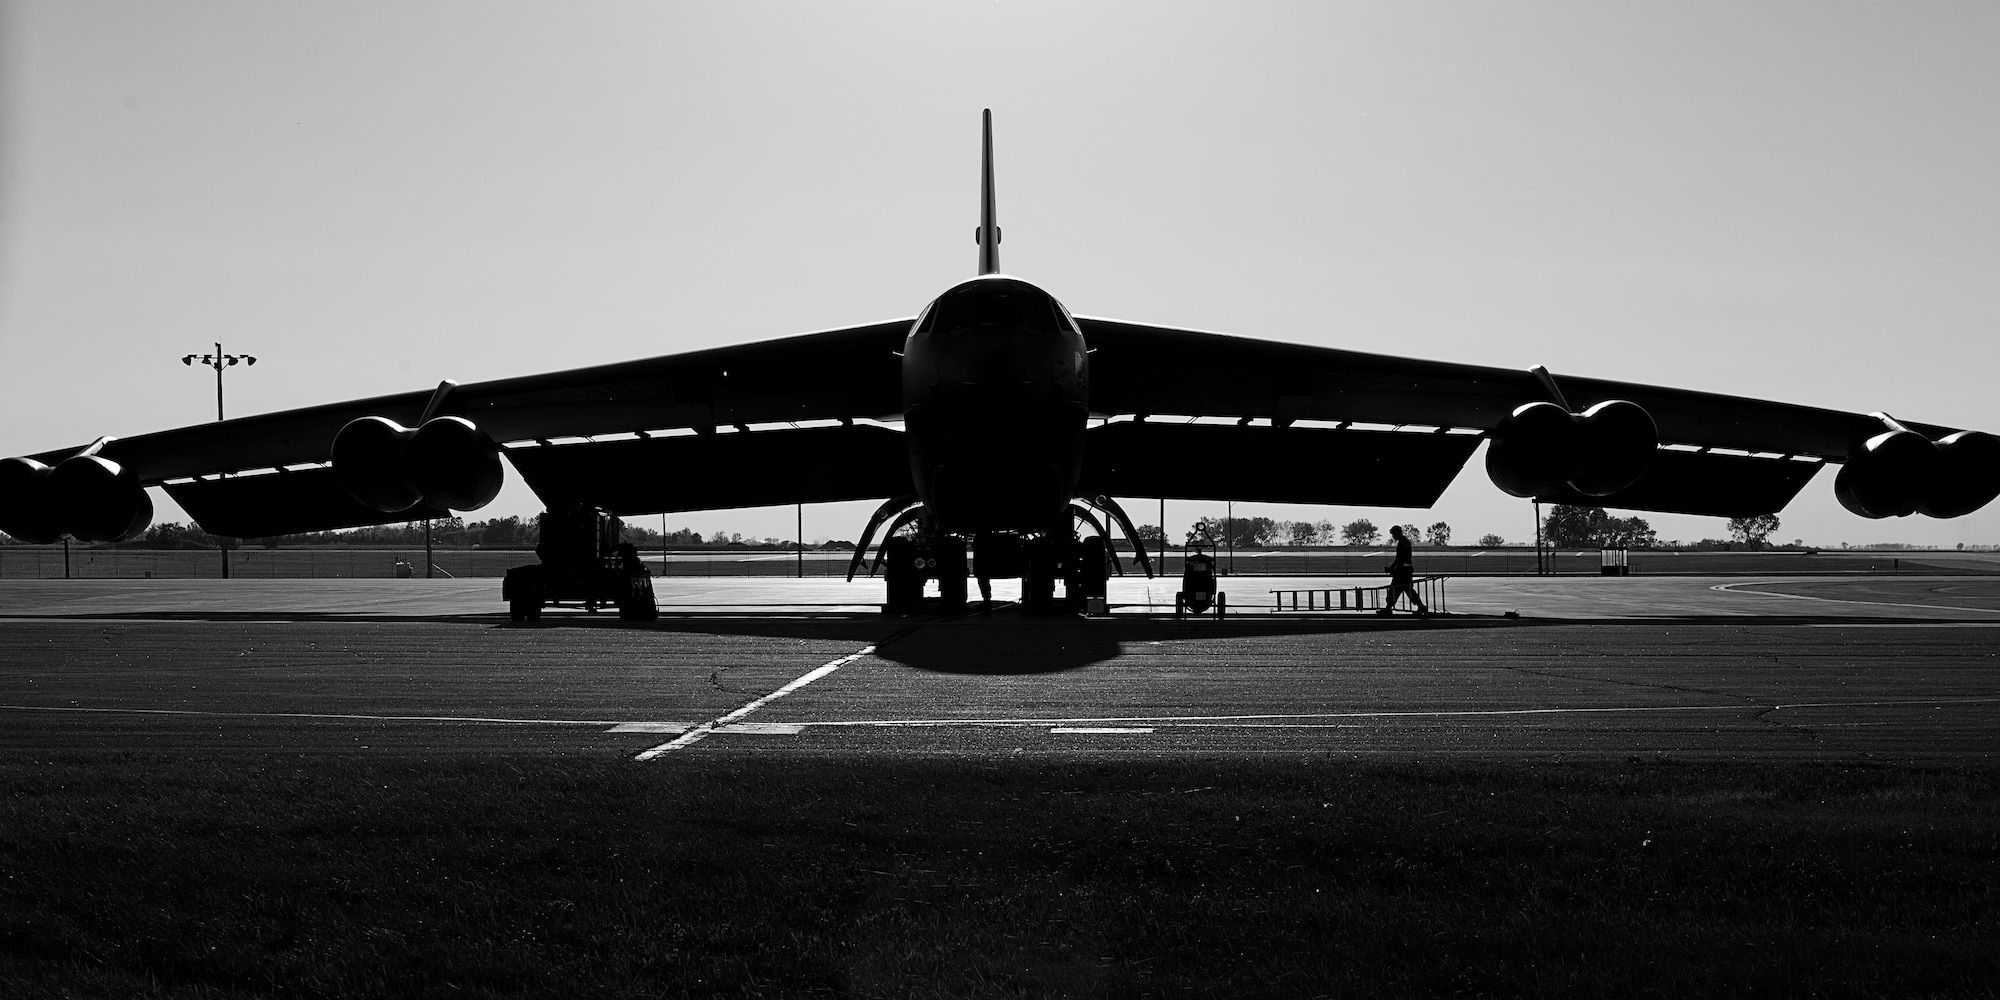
1379,524 -> 1429,617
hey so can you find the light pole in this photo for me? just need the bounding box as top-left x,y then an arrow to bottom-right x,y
182,343 -> 256,578
181,343 -> 255,422
1226,500 -> 1234,576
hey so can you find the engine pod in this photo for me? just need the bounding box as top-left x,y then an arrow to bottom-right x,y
1485,401 -> 1581,498
50,454 -> 152,542
332,416 -> 421,512
1833,429 -> 1939,519
407,416 -> 503,511
0,457 -> 62,544
1919,430 -> 2000,518
1566,400 -> 1658,497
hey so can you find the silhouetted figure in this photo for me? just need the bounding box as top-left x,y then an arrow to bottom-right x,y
1380,525 -> 1429,617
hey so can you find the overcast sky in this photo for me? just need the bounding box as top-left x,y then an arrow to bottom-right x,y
3,1 -> 1996,548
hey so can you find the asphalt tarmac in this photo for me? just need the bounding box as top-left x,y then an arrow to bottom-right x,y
2,575 -> 1995,762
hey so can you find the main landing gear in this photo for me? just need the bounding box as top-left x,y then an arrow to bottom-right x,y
848,497 -> 1148,615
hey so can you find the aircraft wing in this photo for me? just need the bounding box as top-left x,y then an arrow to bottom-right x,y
18,320 -> 914,538
1076,316 -> 1983,518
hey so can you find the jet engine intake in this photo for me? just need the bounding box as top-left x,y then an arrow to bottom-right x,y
1833,429 -> 1940,519
1485,402 -> 1579,498
1485,400 -> 1657,499
407,416 -> 504,511
1567,400 -> 1659,497
0,457 -> 62,544
332,415 -> 502,513
51,455 -> 155,542
1920,431 -> 2000,519
1835,428 -> 2000,519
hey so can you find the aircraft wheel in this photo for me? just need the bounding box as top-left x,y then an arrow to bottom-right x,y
1078,536 -> 1109,599
882,537 -> 923,608
1022,537 -> 1057,610
937,539 -> 968,609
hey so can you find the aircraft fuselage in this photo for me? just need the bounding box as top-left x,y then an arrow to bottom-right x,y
901,275 -> 1088,535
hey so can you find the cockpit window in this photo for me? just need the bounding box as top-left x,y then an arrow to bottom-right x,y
932,287 -> 1060,332
1051,298 -> 1077,332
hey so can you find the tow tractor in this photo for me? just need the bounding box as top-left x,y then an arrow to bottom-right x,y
1174,526 -> 1226,618
502,506 -> 658,622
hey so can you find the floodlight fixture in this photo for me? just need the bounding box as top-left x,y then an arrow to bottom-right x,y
180,341 -> 258,422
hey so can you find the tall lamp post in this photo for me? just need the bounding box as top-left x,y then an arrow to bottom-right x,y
182,343 -> 256,578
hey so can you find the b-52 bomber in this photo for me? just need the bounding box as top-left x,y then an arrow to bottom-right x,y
3,111 -> 1996,612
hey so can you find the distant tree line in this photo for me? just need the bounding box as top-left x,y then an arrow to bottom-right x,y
1539,506 -> 1790,551
1129,518 -> 1461,548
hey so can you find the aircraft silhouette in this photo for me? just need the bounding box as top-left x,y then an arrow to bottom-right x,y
4,111 -> 1995,609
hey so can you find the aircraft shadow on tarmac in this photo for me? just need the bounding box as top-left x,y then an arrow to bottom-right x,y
24,607 -> 1989,676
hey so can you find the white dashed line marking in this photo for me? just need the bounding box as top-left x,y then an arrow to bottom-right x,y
1051,727 -> 1156,735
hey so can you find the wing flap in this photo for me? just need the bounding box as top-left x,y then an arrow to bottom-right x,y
1079,422 -> 1481,507
1535,450 -> 1826,519
504,424 -> 910,514
162,469 -> 451,538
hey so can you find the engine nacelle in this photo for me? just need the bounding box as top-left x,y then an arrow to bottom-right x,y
49,455 -> 154,542
1485,402 -> 1581,498
1834,429 -> 1940,519
1567,400 -> 1659,497
1919,431 -> 2000,518
1486,399 -> 1658,499
0,457 -> 62,544
332,415 -> 503,513
332,416 -> 422,512
407,416 -> 503,511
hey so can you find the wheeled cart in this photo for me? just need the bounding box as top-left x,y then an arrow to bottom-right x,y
1174,538 -> 1225,618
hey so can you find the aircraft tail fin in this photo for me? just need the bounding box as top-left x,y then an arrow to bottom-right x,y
976,109 -> 1001,275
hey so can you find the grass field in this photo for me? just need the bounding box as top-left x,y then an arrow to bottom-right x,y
1,756 -> 1992,998
3,544 -> 1991,581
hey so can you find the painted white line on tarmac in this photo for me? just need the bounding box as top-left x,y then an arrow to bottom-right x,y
1712,582 -> 2000,616
1807,622 -> 2000,628
633,644 -> 875,760
1051,727 -> 1156,734
1769,696 -> 2000,711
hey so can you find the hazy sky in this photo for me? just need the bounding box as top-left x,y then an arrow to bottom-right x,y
3,1 -> 1996,547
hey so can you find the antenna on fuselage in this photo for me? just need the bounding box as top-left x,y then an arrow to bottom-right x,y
976,109 -> 1001,275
